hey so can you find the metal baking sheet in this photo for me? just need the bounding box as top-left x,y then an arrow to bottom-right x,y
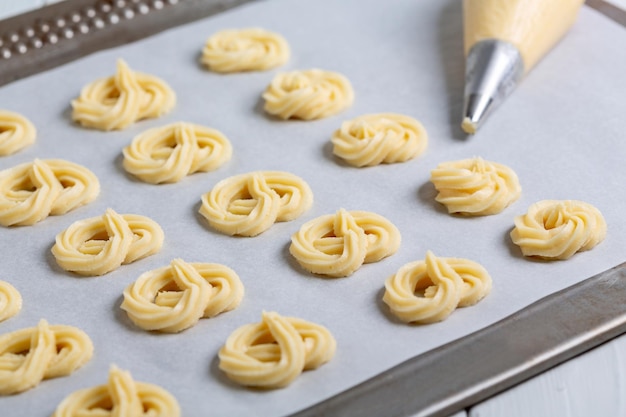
1,0 -> 626,416
0,0 -> 254,87
294,263 -> 626,417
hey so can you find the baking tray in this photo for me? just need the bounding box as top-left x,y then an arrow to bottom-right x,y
1,1 -> 626,416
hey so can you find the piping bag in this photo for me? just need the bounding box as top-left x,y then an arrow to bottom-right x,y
461,0 -> 584,134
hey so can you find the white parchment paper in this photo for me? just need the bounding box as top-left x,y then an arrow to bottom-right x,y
1,0 -> 626,415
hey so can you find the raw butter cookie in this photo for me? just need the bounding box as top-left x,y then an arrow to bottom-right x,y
0,159 -> 100,227
263,69 -> 354,120
0,110 -> 36,156
0,280 -> 21,322
383,251 -> 492,324
430,157 -> 521,215
331,113 -> 427,167
123,122 -> 232,184
121,258 -> 244,333
218,311 -> 336,389
290,208 -> 401,277
52,208 -> 164,276
0,320 -> 93,395
202,28 -> 289,73
53,366 -> 180,417
71,59 -> 176,131
510,200 -> 606,260
199,171 -> 313,236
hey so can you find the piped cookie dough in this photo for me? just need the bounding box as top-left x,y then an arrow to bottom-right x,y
218,311 -> 336,389
121,259 -> 244,333
430,157 -> 521,215
199,171 -> 313,236
0,110 -> 36,156
510,200 -> 606,260
262,69 -> 354,120
290,209 -> 401,277
51,208 -> 164,276
202,28 -> 289,73
383,251 -> 492,324
0,159 -> 100,227
53,366 -> 180,417
0,320 -> 93,395
123,122 -> 232,184
71,59 -> 176,131
331,113 -> 428,167
0,281 -> 21,322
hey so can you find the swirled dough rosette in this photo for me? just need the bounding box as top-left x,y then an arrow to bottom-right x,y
263,69 -> 354,120
202,28 -> 289,73
430,157 -> 521,216
290,208 -> 401,277
0,320 -> 93,395
123,122 -> 232,184
331,113 -> 428,167
53,366 -> 180,417
383,251 -> 492,324
52,208 -> 164,276
121,258 -> 244,333
0,110 -> 36,156
218,311 -> 336,389
199,171 -> 313,236
0,281 -> 21,322
71,59 -> 176,131
510,200 -> 607,260
0,159 -> 100,227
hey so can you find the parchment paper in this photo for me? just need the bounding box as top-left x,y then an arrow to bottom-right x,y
1,0 -> 626,416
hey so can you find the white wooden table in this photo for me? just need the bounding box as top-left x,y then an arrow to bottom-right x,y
1,1 -> 625,416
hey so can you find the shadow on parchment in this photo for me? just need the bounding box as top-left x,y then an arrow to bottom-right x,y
437,0 -> 468,141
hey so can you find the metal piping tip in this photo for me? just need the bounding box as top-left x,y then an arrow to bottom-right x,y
461,117 -> 477,135
462,39 -> 524,134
